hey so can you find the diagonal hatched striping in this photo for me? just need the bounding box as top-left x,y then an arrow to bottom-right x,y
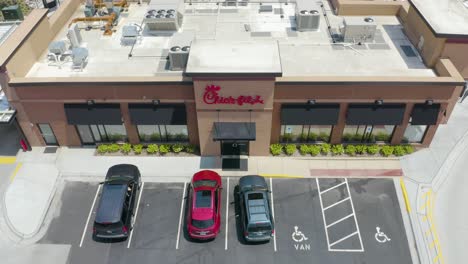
316,178 -> 364,252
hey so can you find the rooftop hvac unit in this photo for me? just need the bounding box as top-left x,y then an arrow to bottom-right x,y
340,17 -> 377,43
1,5 -> 24,21
295,0 -> 320,32
67,24 -> 82,49
168,32 -> 194,71
143,0 -> 184,31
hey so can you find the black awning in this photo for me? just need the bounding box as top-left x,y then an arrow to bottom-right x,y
64,104 -> 122,125
411,103 -> 440,125
128,104 -> 187,125
346,104 -> 406,125
213,122 -> 256,141
281,104 -> 340,125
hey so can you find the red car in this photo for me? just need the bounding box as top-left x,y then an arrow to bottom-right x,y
187,170 -> 222,240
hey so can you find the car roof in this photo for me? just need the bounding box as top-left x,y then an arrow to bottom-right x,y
95,184 -> 127,224
192,189 -> 214,220
106,164 -> 140,181
245,192 -> 270,224
239,175 -> 268,192
192,170 -> 221,184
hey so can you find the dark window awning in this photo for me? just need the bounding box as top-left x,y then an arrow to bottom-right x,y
411,103 -> 440,125
346,104 -> 406,125
64,104 -> 122,125
213,122 -> 256,141
128,104 -> 187,125
281,104 -> 340,125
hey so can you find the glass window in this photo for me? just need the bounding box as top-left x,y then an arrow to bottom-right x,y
37,124 -> 58,145
372,125 -> 395,143
137,125 -> 188,142
166,125 -> 188,142
305,125 -> 332,142
403,125 -> 428,143
103,125 -> 127,142
280,125 -> 302,143
195,190 -> 212,208
342,125 -> 366,142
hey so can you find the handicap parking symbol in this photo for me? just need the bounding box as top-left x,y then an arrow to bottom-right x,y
292,226 -> 311,251
375,226 -> 391,243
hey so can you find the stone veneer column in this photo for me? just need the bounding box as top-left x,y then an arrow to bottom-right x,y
330,103 -> 348,144
121,103 -> 139,144
391,103 -> 414,145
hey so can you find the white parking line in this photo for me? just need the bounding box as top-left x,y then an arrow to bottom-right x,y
315,178 -> 331,251
176,182 -> 187,250
323,197 -> 351,211
225,177 -> 229,250
127,182 -> 145,249
344,178 -> 364,251
79,184 -> 101,248
270,177 -> 277,252
320,181 -> 347,195
326,213 -> 354,228
329,231 -> 358,247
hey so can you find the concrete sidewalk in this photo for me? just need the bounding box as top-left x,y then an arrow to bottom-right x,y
401,99 -> 468,264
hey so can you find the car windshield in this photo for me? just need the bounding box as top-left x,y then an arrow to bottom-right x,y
195,190 -> 212,208
192,219 -> 214,229
192,180 -> 217,188
248,224 -> 271,233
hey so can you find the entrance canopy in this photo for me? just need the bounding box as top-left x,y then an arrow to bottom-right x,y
213,122 -> 256,141
411,103 -> 440,125
64,104 -> 122,125
346,104 -> 405,125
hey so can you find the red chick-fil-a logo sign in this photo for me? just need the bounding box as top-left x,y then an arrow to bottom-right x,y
203,85 -> 264,106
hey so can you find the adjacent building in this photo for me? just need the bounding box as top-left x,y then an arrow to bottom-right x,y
0,0 -> 466,156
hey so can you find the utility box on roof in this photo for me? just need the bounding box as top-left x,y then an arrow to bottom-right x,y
340,16 -> 377,43
1,5 -> 24,21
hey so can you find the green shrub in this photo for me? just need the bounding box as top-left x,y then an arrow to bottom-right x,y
366,145 -> 379,155
270,144 -> 283,156
133,144 -> 143,155
175,133 -> 188,141
343,133 -> 353,142
108,144 -> 120,153
309,145 -> 321,156
308,133 -> 318,142
345,145 -> 356,156
159,144 -> 171,154
355,145 -> 367,155
331,144 -> 344,156
97,144 -> 109,154
321,143 -> 331,155
299,133 -> 308,142
172,143 -> 184,153
375,132 -> 390,142
318,132 -> 330,142
380,145 -> 394,157
281,133 -> 293,142
403,145 -> 414,154
284,144 -> 297,156
393,145 -> 406,156
299,144 -> 310,155
146,144 -> 159,154
185,144 -> 197,154
120,143 -> 132,154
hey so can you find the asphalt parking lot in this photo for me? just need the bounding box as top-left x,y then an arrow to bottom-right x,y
39,178 -> 412,264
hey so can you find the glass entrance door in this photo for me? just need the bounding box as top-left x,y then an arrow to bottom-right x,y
76,125 -> 96,145
37,124 -> 58,146
221,141 -> 249,156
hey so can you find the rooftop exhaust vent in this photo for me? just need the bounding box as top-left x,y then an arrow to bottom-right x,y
364,17 -> 374,22
170,46 -> 181,52
143,0 -> 185,31
300,10 -> 308,14
168,32 -> 194,71
295,1 -> 321,32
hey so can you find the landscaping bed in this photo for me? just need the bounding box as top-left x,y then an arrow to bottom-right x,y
270,143 -> 415,157
95,143 -> 199,156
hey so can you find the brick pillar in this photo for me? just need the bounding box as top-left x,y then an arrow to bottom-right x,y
330,103 -> 347,144
421,102 -> 448,147
186,102 -> 199,145
270,102 -> 281,144
121,103 -> 139,144
391,103 -> 414,145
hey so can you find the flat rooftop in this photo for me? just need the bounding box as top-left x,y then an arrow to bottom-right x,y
26,1 -> 435,78
410,0 -> 468,37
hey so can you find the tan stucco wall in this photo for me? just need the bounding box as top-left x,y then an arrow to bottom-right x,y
442,43 -> 468,79
403,6 -> 446,67
332,0 -> 404,16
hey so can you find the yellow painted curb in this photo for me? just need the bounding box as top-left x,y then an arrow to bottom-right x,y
259,174 -> 304,179
399,178 -> 412,213
10,163 -> 22,182
0,157 -> 16,164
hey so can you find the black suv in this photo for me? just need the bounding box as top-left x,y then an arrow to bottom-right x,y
93,164 -> 141,241
238,175 -> 274,242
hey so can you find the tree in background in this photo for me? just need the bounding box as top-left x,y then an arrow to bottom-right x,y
0,0 -> 32,21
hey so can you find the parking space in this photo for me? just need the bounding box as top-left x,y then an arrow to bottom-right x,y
39,177 -> 412,264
